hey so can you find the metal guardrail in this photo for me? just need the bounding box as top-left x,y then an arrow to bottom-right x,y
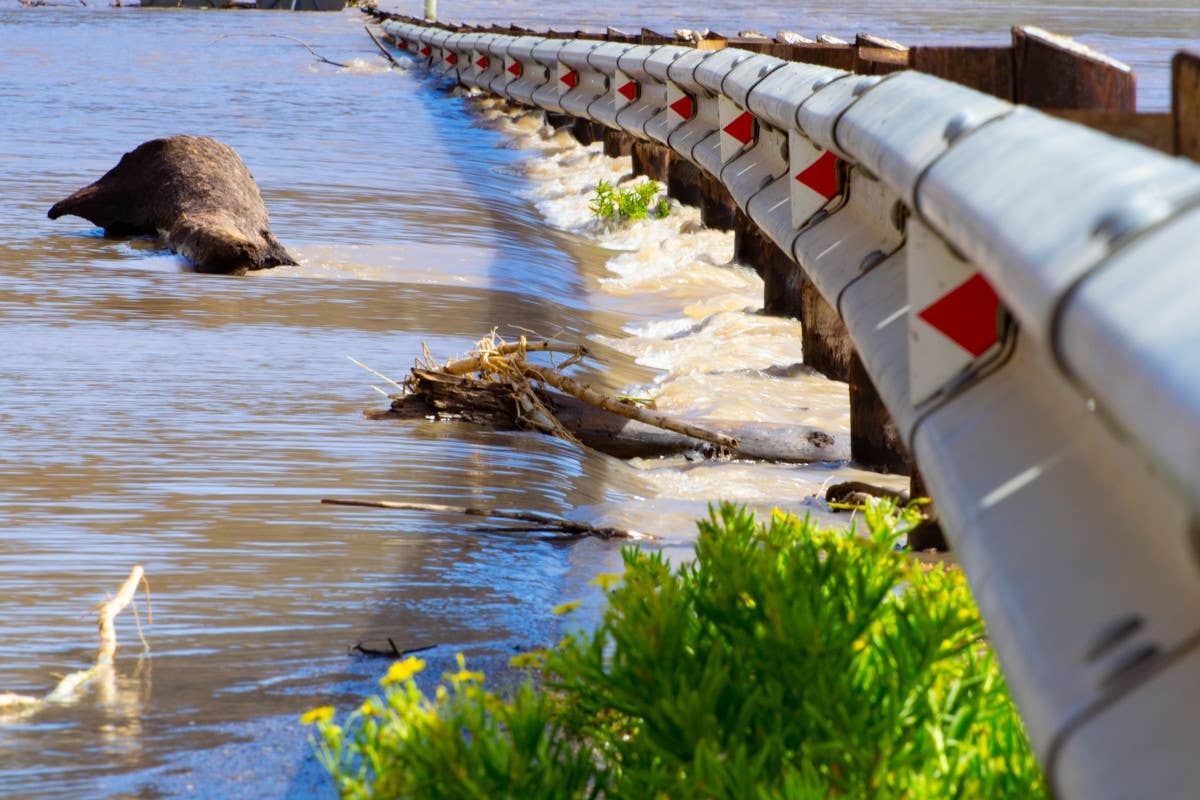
379,18 -> 1200,798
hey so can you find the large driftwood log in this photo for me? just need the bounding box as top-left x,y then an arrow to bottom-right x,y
48,136 -> 295,274
367,369 -> 848,463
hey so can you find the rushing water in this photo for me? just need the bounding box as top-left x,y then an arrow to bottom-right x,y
0,3 -> 1192,798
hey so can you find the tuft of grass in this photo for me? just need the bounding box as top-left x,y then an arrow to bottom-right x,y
590,179 -> 670,221
307,502 -> 1046,799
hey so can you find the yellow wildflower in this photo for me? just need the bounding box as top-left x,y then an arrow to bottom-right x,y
509,651 -> 544,669
300,705 -> 335,725
381,656 -> 426,686
450,669 -> 485,684
552,599 -> 581,616
589,573 -> 621,590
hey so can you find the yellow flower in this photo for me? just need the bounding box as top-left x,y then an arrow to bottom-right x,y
359,699 -> 379,717
552,599 -> 581,616
300,705 -> 335,725
509,651 -> 544,669
450,669 -> 485,684
381,656 -> 426,686
589,573 -> 621,591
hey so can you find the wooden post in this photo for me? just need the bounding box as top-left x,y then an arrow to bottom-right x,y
800,283 -> 854,382
603,129 -> 637,158
639,28 -> 673,46
423,0 -> 435,21
697,172 -> 737,231
734,210 -> 802,320
853,33 -> 909,76
782,43 -> 856,71
907,466 -> 948,551
1013,26 -> 1136,111
630,140 -> 670,183
571,117 -> 606,146
545,112 -> 574,130
666,157 -> 704,208
1173,51 -> 1200,161
909,46 -> 1014,99
849,352 -> 910,474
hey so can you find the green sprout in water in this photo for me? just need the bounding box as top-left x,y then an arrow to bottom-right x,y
590,179 -> 670,221
306,502 -> 1046,799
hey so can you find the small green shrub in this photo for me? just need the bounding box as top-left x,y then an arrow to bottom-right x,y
590,179 -> 669,221
308,502 -> 1046,799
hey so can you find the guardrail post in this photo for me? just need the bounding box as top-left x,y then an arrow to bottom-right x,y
800,283 -> 853,382
603,129 -> 637,158
1174,51 -> 1200,160
698,173 -> 738,230
733,209 -> 801,318
908,46 -> 1014,99
571,117 -> 606,145
630,140 -> 670,183
853,33 -> 908,76
849,352 -> 909,473
667,157 -> 704,208
1013,26 -> 1136,111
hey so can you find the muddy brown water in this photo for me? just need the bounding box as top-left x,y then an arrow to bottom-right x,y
0,3 -> 1194,797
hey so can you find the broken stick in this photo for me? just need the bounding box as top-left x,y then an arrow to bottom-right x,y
1,566 -> 150,713
322,498 -> 649,540
364,25 -> 399,67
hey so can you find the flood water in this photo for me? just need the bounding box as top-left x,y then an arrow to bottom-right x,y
0,3 -> 1193,797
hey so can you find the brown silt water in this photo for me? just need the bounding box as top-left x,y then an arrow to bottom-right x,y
0,2 -> 1194,796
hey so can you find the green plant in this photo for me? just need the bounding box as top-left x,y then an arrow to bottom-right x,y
589,179 -> 669,221
307,502 -> 1046,799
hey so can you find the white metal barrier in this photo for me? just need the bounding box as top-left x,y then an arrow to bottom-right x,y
378,19 -> 1200,798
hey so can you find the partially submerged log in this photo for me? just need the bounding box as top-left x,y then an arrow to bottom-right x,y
363,336 -> 849,464
48,136 -> 295,275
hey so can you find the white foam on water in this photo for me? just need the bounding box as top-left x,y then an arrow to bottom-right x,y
457,98 -> 901,512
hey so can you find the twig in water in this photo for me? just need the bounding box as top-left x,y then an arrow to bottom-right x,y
1,566 -> 151,714
347,356 -> 406,393
364,26 -> 399,67
350,640 -> 436,659
212,33 -> 348,68
322,498 -> 649,540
